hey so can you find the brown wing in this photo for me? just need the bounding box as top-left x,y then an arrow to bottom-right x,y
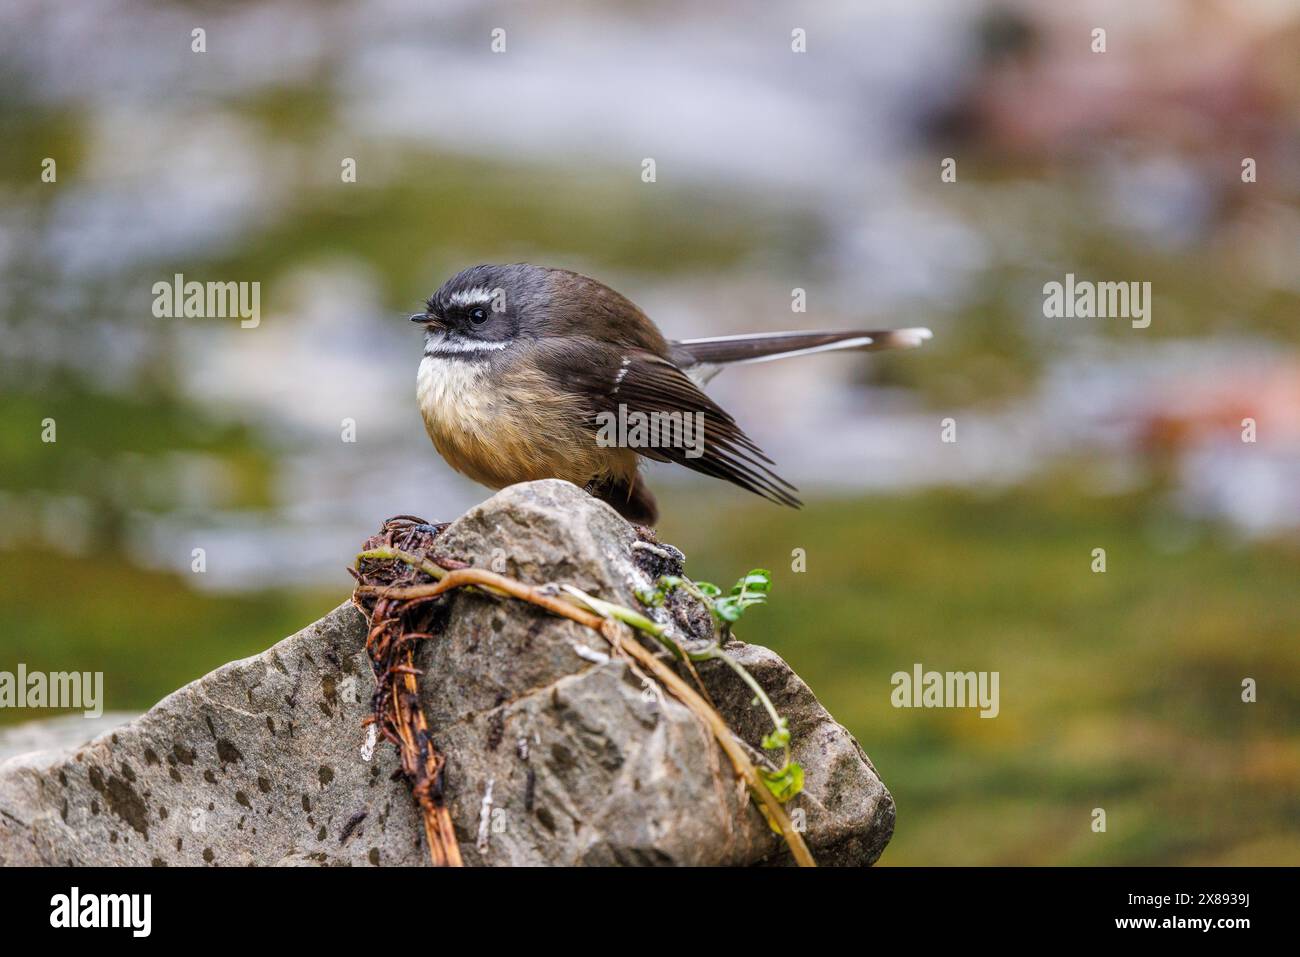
538,339 -> 801,508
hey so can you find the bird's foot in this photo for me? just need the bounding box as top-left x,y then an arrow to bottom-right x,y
380,515 -> 448,550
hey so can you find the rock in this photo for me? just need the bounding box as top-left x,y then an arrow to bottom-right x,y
0,604 -> 421,867
0,480 -> 893,866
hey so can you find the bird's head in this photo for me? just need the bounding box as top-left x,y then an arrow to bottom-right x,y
411,264 -> 550,356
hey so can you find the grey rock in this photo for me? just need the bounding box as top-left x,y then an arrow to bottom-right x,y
0,479 -> 893,866
0,604 -> 421,867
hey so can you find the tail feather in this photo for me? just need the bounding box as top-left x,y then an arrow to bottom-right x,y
672,328 -> 932,369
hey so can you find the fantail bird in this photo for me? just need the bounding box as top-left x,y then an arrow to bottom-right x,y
412,264 -> 931,526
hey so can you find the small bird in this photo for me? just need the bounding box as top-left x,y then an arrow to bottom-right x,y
412,264 -> 931,525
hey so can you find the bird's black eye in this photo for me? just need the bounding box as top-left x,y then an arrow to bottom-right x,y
469,307 -> 488,325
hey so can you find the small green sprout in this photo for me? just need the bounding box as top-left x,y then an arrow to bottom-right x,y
761,717 -> 790,751
759,762 -> 805,803
639,567 -> 803,804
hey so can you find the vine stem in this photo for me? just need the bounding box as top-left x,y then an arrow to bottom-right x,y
564,587 -> 788,762
355,547 -> 815,867
690,645 -> 790,767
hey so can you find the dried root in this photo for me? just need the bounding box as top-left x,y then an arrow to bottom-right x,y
350,516 -> 815,868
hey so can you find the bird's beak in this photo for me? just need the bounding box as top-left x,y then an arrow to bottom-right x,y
409,312 -> 441,326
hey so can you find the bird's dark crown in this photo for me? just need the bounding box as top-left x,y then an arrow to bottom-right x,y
414,262 -> 664,354
414,264 -> 549,344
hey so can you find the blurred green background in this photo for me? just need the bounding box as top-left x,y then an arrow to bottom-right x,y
2,0 -> 1298,864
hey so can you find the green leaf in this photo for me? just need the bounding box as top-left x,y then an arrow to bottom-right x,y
761,719 -> 790,751
714,599 -> 743,622
733,569 -> 772,597
694,581 -> 722,597
706,568 -> 772,625
758,762 -> 804,802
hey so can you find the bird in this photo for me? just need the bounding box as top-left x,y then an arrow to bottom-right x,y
411,263 -> 931,526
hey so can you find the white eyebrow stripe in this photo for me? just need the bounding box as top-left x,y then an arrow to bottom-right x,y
447,286 -> 496,307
